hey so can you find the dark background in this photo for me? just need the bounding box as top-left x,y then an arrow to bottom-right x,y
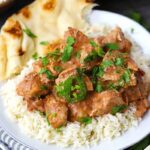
0,0 -> 150,149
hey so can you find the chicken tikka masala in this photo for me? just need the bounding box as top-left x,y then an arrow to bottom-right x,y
16,27 -> 149,128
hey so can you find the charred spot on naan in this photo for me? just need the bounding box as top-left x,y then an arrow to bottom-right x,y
43,0 -> 56,11
4,19 -> 22,38
19,7 -> 31,19
18,48 -> 25,56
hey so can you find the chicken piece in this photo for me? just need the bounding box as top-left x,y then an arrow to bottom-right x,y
64,27 -> 98,67
101,50 -> 137,87
122,73 -> 149,103
134,99 -> 149,117
16,72 -> 51,98
26,98 -> 45,112
45,95 -> 68,128
68,97 -> 92,122
103,66 -> 125,81
69,90 -> 125,121
127,58 -> 138,71
90,90 -> 125,116
64,27 -> 89,51
95,27 -> 132,53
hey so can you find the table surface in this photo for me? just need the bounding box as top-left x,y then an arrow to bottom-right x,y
0,0 -> 150,150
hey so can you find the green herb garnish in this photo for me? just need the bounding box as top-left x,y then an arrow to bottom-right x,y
40,41 -> 49,45
114,57 -> 124,66
84,51 -> 98,63
46,114 -> 50,126
40,85 -> 48,90
122,69 -> 131,83
90,40 -> 97,47
41,57 -> 49,66
95,83 -> 103,92
79,117 -> 92,125
56,76 -> 87,103
61,37 -> 75,62
51,112 -> 57,118
54,66 -> 63,73
32,53 -> 38,60
112,105 -> 128,115
101,60 -> 114,69
23,28 -> 37,38
39,68 -> 54,79
105,43 -> 119,52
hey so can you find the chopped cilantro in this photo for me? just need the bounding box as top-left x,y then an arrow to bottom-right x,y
40,85 -> 48,90
51,112 -> 57,118
76,68 -> 85,76
39,68 -> 54,79
56,76 -> 87,103
32,53 -> 38,60
101,60 -> 114,69
97,47 -> 105,57
61,37 -> 75,62
84,51 -> 98,63
46,115 -> 50,126
122,69 -> 131,83
40,41 -> 49,45
90,40 -> 97,47
23,28 -> 37,38
79,117 -> 92,125
48,49 -> 61,60
67,36 -> 75,45
114,57 -> 124,66
95,83 -> 103,92
111,105 -> 128,115
105,43 -> 119,52
41,57 -> 49,66
54,66 -> 63,73
97,67 -> 104,77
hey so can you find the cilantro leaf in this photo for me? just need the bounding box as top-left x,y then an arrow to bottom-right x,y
101,60 -> 114,69
84,51 -> 98,63
79,117 -> 92,125
32,53 -> 38,60
56,76 -> 87,103
38,68 -> 54,79
61,37 -> 75,62
67,36 -> 75,45
105,43 -> 119,52
97,47 -> 105,57
40,41 -> 49,45
54,66 -> 63,73
41,57 -> 49,66
95,83 -> 103,92
23,28 -> 37,38
111,105 -> 127,115
61,46 -> 73,62
90,40 -> 97,47
115,57 -> 124,66
122,69 -> 131,83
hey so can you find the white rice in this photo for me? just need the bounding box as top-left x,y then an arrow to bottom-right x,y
1,25 -> 150,148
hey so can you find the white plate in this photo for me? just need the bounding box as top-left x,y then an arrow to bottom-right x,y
0,10 -> 150,150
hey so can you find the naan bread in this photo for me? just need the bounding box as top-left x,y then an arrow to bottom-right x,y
0,0 -> 95,80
